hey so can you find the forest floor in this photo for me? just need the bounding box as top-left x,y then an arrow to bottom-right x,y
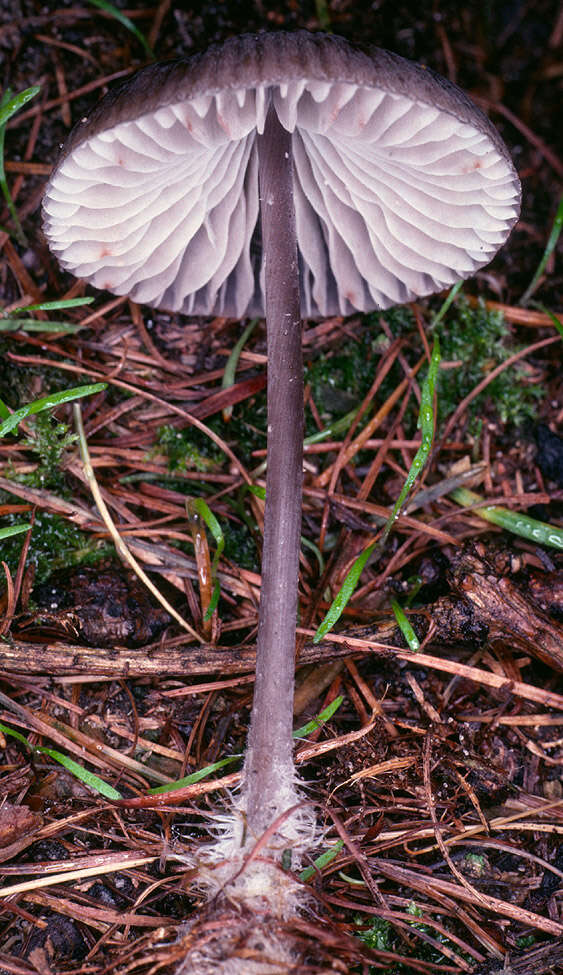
0,2 -> 562,973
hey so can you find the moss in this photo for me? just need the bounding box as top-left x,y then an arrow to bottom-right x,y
211,395 -> 268,461
16,412 -> 77,492
0,345 -> 79,411
0,401 -> 109,585
304,307 -> 415,436
354,899 -> 475,973
222,517 -> 259,573
155,308 -> 416,467
0,509 -> 106,585
430,297 -> 543,431
355,914 -> 392,953
154,424 -> 222,472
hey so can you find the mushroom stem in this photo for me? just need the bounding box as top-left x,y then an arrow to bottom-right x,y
244,101 -> 303,838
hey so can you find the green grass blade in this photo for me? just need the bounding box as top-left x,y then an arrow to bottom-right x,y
86,0 -> 154,59
304,406 -> 360,446
192,498 -> 224,568
146,700 -> 346,799
314,339 -> 441,643
0,86 -> 41,244
1,296 -> 93,333
9,298 -> 94,313
314,0 -> 332,31
148,756 -> 240,794
301,535 -> 325,574
0,86 -> 41,128
0,319 -> 83,333
450,487 -> 563,550
222,318 -> 259,420
204,579 -> 221,620
248,484 -> 266,500
382,336 -> 440,541
313,540 -> 377,643
431,280 -> 463,326
293,695 -> 343,738
300,841 -> 344,882
390,598 -> 420,651
38,748 -> 123,799
0,722 -> 29,745
0,383 -> 106,437
520,193 -> 563,305
0,723 -> 122,799
190,498 -> 224,621
534,303 -> 563,341
0,523 -> 32,540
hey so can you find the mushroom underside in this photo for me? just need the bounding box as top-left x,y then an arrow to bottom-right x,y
43,80 -> 520,318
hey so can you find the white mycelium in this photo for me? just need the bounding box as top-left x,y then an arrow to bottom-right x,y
43,80 -> 519,318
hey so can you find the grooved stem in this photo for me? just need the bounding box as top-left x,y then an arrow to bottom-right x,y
244,100 -> 303,837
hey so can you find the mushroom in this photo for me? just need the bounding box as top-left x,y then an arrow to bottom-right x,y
42,30 -> 520,908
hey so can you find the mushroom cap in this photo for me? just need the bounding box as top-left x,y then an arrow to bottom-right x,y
42,31 -> 521,318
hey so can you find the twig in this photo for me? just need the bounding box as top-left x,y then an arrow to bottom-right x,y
73,402 -> 202,642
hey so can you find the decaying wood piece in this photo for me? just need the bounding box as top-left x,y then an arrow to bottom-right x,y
1,545 -> 561,678
0,636 -> 357,677
0,803 -> 42,848
431,546 -> 563,673
471,939 -> 563,975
